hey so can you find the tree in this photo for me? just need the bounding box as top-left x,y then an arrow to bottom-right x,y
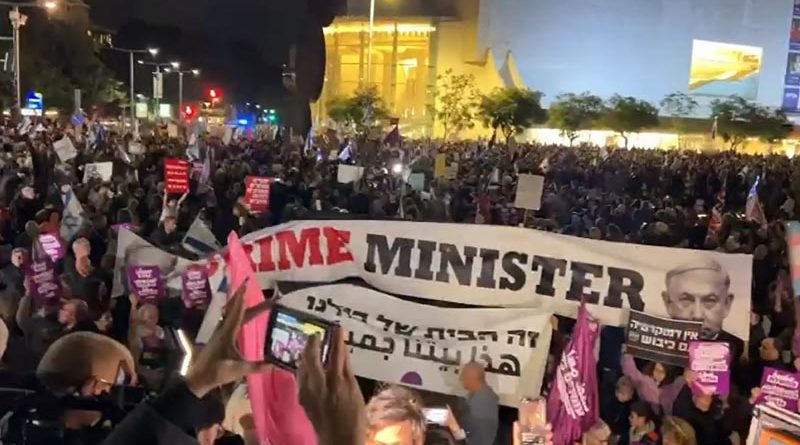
478,87 -> 547,142
600,95 -> 659,148
20,16 -> 124,111
547,92 -> 604,146
711,96 -> 790,149
326,85 -> 389,137
660,92 -> 699,147
429,69 -> 480,140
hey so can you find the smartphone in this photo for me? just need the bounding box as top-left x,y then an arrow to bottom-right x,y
422,407 -> 448,425
519,397 -> 547,445
265,305 -> 334,370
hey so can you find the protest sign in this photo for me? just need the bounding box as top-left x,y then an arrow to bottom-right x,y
83,162 -> 113,183
223,126 -> 234,145
280,284 -> 553,406
514,174 -> 545,210
408,173 -> 425,191
117,220 -> 753,340
337,165 -> 365,184
244,176 -> 271,213
53,136 -> 77,162
758,367 -> 800,412
167,123 -> 179,138
688,341 -> 730,396
182,265 -> 211,308
111,229 -> 192,299
38,233 -> 64,262
208,125 -> 225,138
625,311 -> 701,367
26,260 -> 61,304
164,158 -> 190,194
445,162 -> 459,180
127,265 -> 165,303
129,142 -> 145,155
434,153 -> 446,178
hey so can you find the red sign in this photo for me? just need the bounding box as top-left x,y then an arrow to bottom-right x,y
245,176 -> 271,213
164,158 -> 190,194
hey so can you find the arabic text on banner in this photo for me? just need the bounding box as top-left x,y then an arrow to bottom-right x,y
279,284 -> 553,407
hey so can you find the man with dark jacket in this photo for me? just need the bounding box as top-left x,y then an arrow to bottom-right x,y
0,247 -> 26,295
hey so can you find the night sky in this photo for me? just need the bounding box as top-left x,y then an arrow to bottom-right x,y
87,0 -> 312,104
88,0 -> 306,67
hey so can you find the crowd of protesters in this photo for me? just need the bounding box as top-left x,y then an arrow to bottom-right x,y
0,116 -> 796,445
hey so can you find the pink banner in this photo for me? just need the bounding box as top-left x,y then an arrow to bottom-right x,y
228,232 -> 317,445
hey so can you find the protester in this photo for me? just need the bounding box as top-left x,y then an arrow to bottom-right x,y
0,115 -> 797,445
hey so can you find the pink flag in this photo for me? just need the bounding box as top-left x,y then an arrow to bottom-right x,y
546,303 -> 599,445
227,232 -> 317,445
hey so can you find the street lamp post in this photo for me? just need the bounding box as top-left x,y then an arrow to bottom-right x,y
3,1 -> 59,114
168,65 -> 199,120
107,46 -> 158,138
138,59 -> 178,119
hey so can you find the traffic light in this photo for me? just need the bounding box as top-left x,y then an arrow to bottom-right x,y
184,105 -> 195,120
267,108 -> 277,123
209,89 -> 218,99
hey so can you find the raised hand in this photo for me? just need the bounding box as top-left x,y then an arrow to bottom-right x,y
185,278 -> 272,398
298,328 -> 366,445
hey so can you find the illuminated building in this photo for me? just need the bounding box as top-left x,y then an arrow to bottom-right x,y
320,0 -> 514,137
322,0 -> 798,149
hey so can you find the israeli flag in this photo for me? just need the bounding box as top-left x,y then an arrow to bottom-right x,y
60,185 -> 85,242
181,216 -> 221,256
339,139 -> 356,162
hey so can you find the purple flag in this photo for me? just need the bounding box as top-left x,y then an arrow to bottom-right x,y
689,341 -> 730,396
547,303 -> 599,445
182,265 -> 211,308
26,259 -> 62,304
758,367 -> 800,412
127,265 -> 165,303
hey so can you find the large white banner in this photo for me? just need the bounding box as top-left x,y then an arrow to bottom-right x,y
115,220 -> 753,341
279,284 -> 553,406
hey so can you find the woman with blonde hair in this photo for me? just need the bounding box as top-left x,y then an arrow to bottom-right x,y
662,416 -> 697,445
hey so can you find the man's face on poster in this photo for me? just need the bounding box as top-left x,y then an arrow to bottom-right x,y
662,268 -> 733,334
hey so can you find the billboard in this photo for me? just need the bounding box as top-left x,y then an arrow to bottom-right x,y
783,0 -> 800,112
688,40 -> 763,100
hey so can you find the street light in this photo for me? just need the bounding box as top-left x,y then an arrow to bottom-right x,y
107,46 -> 159,137
137,60 -> 179,112
4,0 -> 62,114
166,67 -> 200,119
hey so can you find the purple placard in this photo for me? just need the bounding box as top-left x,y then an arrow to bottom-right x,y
38,233 -> 64,262
182,265 -> 211,308
25,259 -> 62,304
127,265 -> 165,303
112,223 -> 137,232
688,341 -> 730,396
758,367 -> 800,412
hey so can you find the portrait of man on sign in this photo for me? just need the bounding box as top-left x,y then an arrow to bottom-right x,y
661,258 -> 739,349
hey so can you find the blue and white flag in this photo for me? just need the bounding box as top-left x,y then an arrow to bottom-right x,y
181,216 -> 221,256
339,139 -> 356,162
303,127 -> 314,155
60,185 -> 85,242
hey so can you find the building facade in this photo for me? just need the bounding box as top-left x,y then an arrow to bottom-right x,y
321,0 -> 798,147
